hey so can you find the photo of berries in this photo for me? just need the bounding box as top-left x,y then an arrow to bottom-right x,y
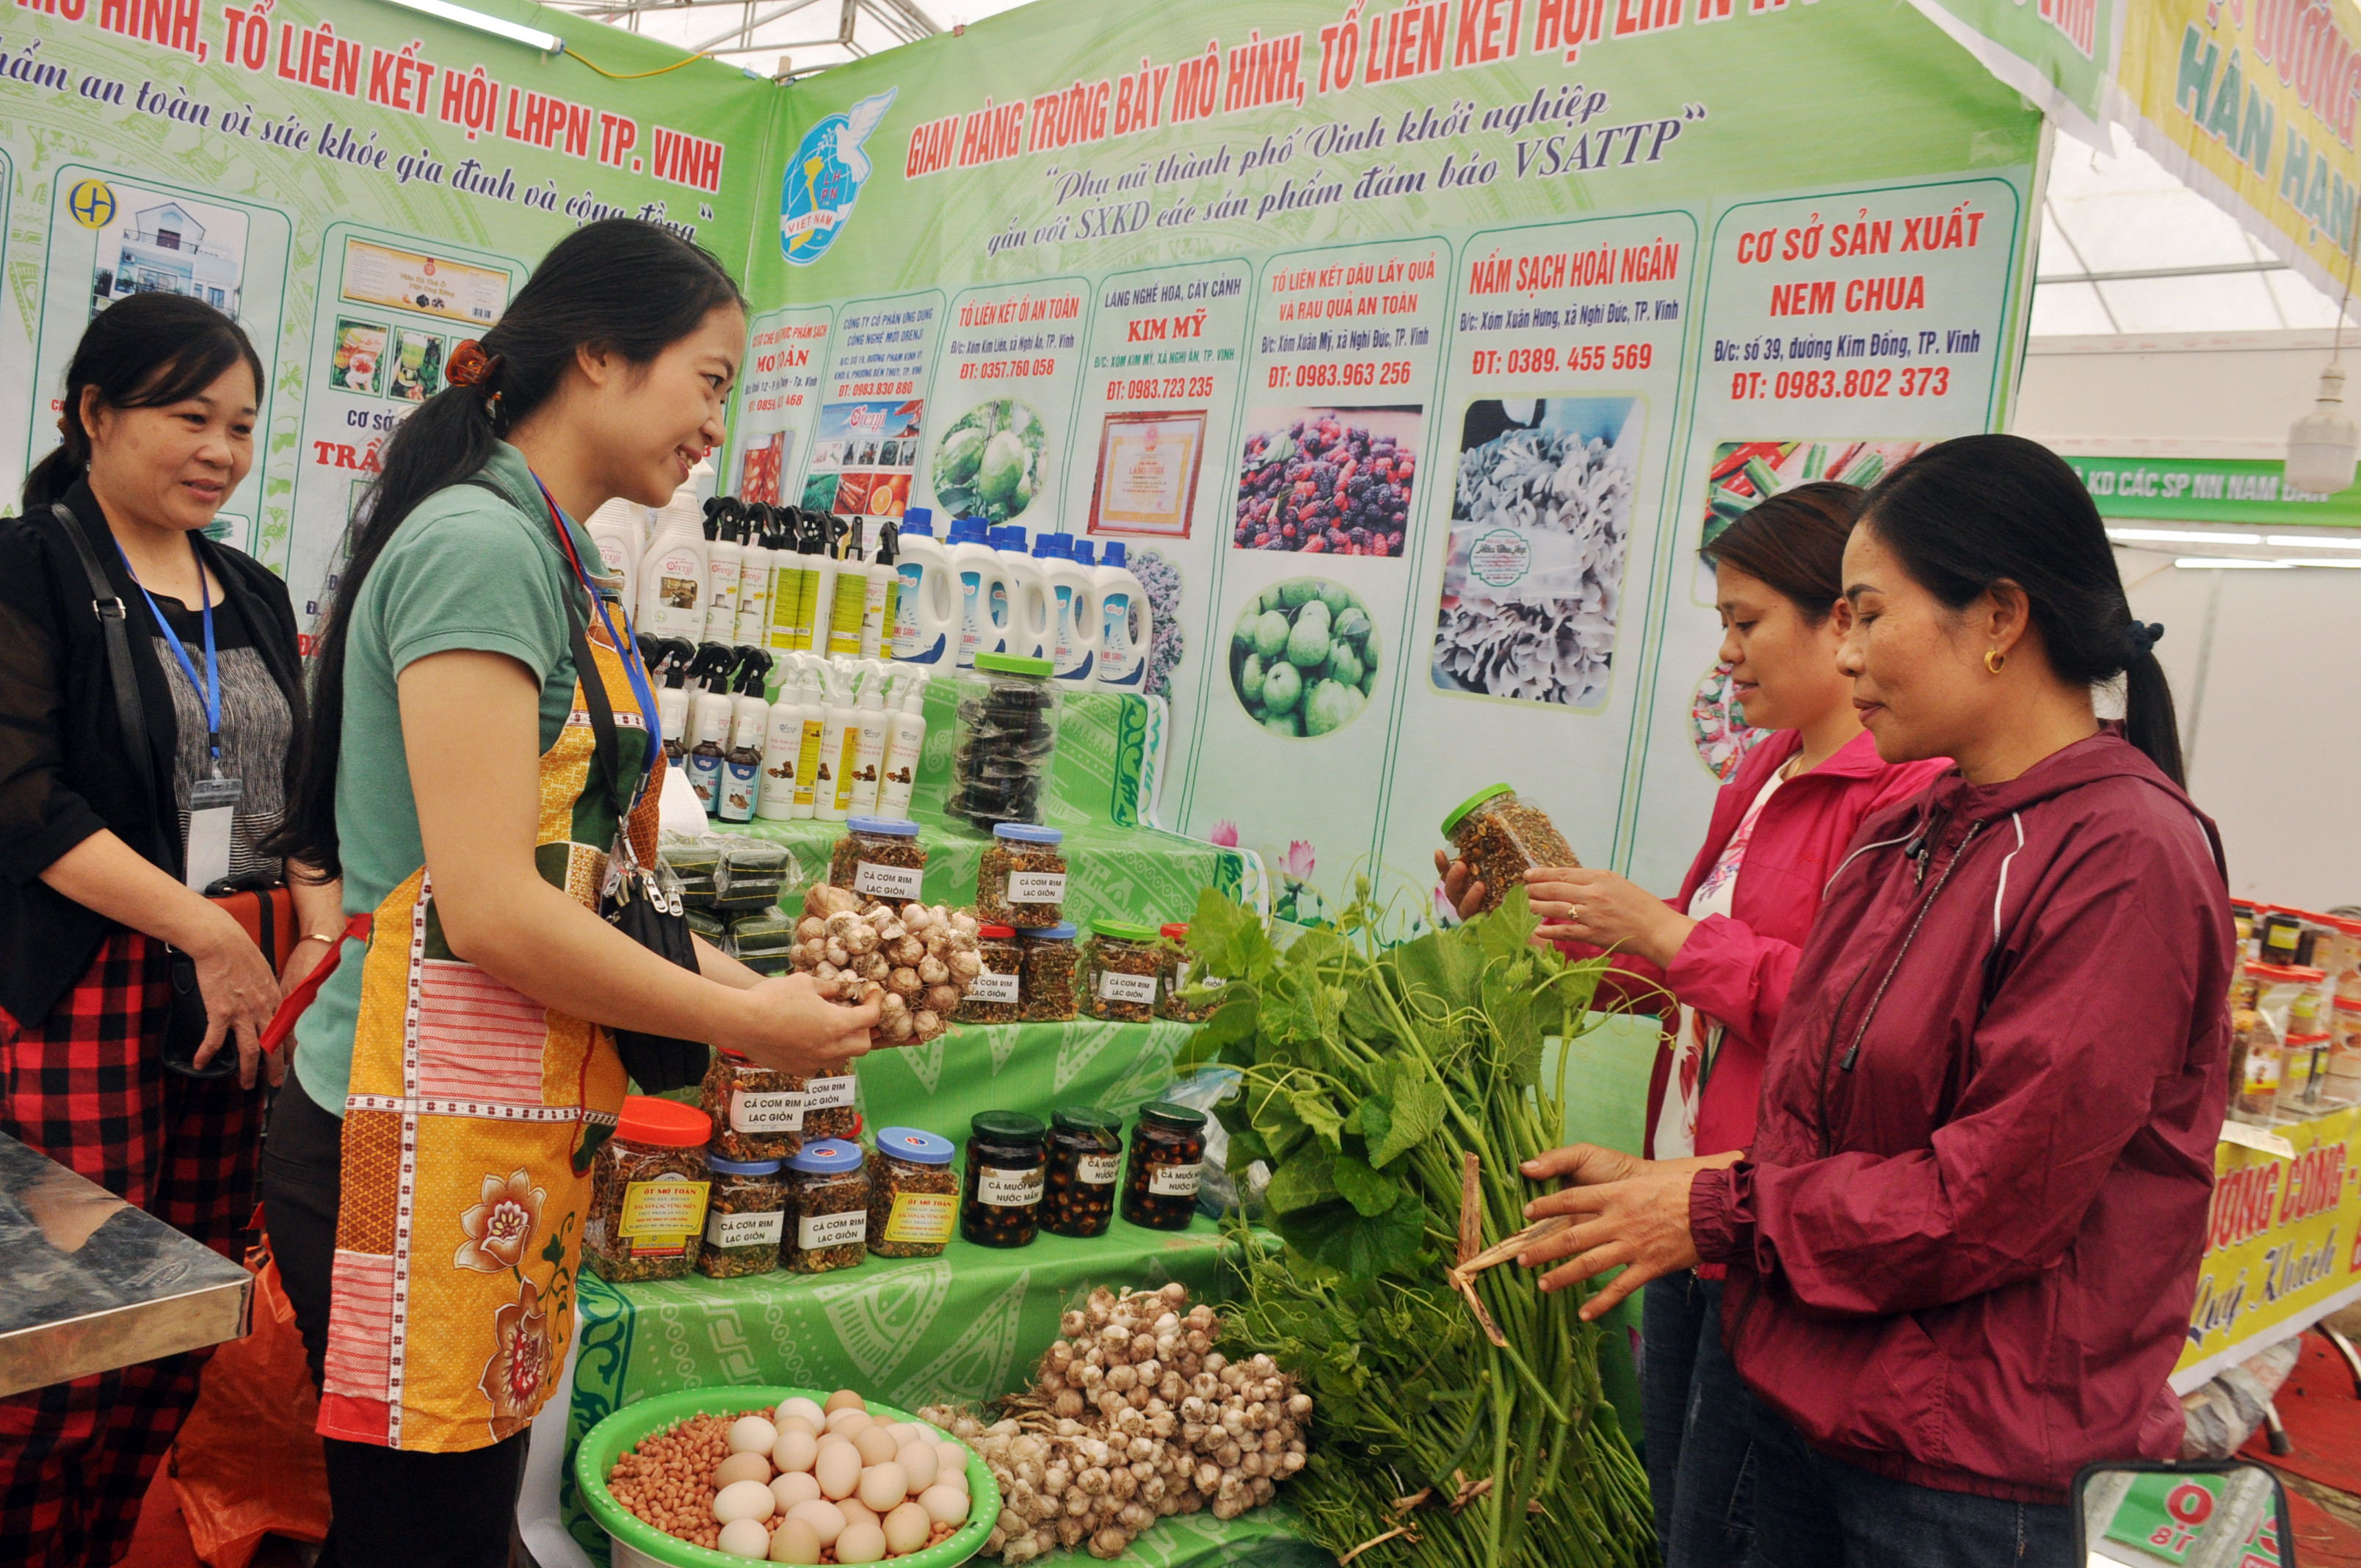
1232,406 -> 1421,556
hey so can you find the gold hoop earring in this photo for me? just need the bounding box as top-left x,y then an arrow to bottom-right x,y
1984,648 -> 2006,674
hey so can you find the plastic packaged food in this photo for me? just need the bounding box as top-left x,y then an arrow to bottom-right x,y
715,837 -> 797,913
1042,1107 -> 1121,1238
2284,1031 -> 2331,1114
2230,1009 -> 2280,1124
584,1096 -> 714,1282
830,816 -> 929,902
961,1111 -> 1046,1249
696,1153 -> 786,1278
800,1065 -> 860,1140
1157,922 -> 1220,1023
948,653 -> 1062,830
2250,963 -> 2328,1041
728,909 -> 797,961
782,1139 -> 869,1273
1084,923 -> 1162,1022
1440,784 -> 1581,916
977,824 -> 1068,929
1018,924 -> 1079,1022
2327,998 -> 2361,1106
661,839 -> 722,912
957,924 -> 1022,1025
866,1125 -> 958,1258
697,1050 -> 806,1164
685,907 -> 726,943
1121,1101 -> 1206,1231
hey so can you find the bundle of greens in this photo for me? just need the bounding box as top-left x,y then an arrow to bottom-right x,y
1178,882 -> 1656,1568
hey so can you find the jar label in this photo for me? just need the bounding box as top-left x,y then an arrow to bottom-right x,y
706,1208 -> 786,1249
797,1210 -> 868,1249
1169,962 -> 1226,995
1009,871 -> 1068,904
967,970 -> 1020,1003
1097,970 -> 1158,1005
854,860 -> 924,901
1148,1164 -> 1201,1199
731,1089 -> 805,1133
883,1191 -> 958,1244
1076,1153 -> 1120,1186
618,1179 -> 711,1253
805,1075 -> 858,1109
977,1166 -> 1045,1207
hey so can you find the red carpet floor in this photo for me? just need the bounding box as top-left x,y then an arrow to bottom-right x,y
2240,1333 -> 2361,1564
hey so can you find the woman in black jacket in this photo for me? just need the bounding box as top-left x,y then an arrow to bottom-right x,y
0,294 -> 342,1567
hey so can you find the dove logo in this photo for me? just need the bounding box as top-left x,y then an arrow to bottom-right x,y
781,87 -> 896,265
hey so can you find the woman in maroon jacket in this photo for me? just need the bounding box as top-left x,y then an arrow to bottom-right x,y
1442,483 -> 1945,1566
1517,435 -> 2232,1567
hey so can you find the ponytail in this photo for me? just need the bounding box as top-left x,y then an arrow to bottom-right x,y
271,219 -> 744,879
23,292 -> 263,511
1860,434 -> 2187,789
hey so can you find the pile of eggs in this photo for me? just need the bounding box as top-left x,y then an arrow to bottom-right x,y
704,1391 -> 973,1562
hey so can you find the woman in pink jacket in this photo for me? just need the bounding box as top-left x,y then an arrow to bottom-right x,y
1517,435 -> 2233,1567
1442,482 -> 1945,1567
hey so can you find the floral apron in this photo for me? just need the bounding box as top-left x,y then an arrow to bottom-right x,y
316,515 -> 659,1453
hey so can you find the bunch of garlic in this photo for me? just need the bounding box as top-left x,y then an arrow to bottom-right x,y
791,884 -> 984,1044
921,1283 -> 1308,1563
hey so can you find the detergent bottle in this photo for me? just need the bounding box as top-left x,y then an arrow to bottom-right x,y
889,507 -> 954,666
1092,540 -> 1152,692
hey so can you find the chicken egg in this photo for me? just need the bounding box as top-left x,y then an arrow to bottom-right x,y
835,1498 -> 879,1533
728,1416 -> 780,1456
918,1483 -> 971,1527
776,1396 -> 826,1429
714,1451 -> 772,1490
883,1423 -> 923,1447
823,1389 -> 867,1415
855,1461 -> 907,1513
776,1414 -> 819,1438
766,1517 -> 823,1565
895,1441 -> 938,1492
813,1440 -> 861,1500
713,1478 -> 777,1525
824,1408 -> 872,1437
932,1466 -> 968,1495
770,1471 -> 820,1511
716,1519 -> 772,1559
784,1498 -> 845,1547
771,1429 -> 818,1475
833,1521 -> 887,1565
932,1440 -> 966,1480
852,1426 -> 899,1467
882,1501 -> 932,1555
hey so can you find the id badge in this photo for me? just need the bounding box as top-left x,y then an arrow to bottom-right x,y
185,775 -> 242,890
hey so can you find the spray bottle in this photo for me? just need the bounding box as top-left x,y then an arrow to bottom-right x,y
824,518 -> 871,659
586,498 -> 646,614
732,505 -> 777,651
715,648 -> 771,822
810,658 -> 859,823
755,653 -> 809,821
682,642 -> 737,812
648,639 -> 696,767
860,521 -> 898,661
635,479 -> 708,641
844,658 -> 893,817
701,497 -> 744,645
787,655 -> 827,818
877,668 -> 929,821
889,507 -> 954,666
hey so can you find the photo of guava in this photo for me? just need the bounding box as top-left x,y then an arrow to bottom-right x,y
1228,577 -> 1380,739
932,396 -> 1049,525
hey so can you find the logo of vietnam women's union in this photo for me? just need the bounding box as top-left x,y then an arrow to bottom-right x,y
782,87 -> 896,266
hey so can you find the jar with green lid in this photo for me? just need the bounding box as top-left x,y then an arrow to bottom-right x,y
782,1139 -> 869,1273
696,1153 -> 786,1278
1157,921 -> 1222,1023
1018,923 -> 1078,1022
961,1111 -> 1047,1248
949,652 -> 1062,830
1122,1102 -> 1207,1231
1440,784 -> 1580,916
1084,922 -> 1162,1022
1042,1107 -> 1121,1238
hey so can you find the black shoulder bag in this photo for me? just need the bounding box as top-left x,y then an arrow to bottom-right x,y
41,503 -> 215,1072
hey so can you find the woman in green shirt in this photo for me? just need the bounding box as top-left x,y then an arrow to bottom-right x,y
261,219 -> 878,1567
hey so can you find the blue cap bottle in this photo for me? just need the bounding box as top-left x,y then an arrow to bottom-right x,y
1070,539 -> 1095,567
902,506 -> 935,538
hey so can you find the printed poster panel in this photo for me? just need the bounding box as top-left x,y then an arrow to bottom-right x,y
729,304 -> 835,506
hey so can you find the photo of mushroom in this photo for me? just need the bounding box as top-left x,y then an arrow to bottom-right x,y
1430,397 -> 1639,711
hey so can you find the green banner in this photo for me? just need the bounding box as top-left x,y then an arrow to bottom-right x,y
2063,454 -> 2361,529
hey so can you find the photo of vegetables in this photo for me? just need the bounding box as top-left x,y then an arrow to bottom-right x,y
1432,398 -> 1639,710
1233,406 -> 1419,556
932,396 -> 1050,525
1230,578 -> 1381,739
1178,884 -> 1653,1568
1694,438 -> 1929,603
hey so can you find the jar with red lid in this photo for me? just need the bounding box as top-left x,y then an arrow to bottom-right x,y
584,1096 -> 714,1282
1156,922 -> 1221,1023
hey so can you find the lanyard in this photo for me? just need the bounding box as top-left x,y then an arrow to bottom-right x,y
117,535 -> 221,776
530,476 -> 662,807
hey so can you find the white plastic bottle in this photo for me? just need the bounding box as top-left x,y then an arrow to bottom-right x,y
719,650 -> 771,822
877,669 -> 929,821
1036,534 -> 1097,681
890,508 -> 955,667
946,518 -> 1009,670
701,500 -> 743,645
808,518 -> 845,660
812,658 -> 860,824
755,654 -> 812,821
585,498 -> 646,614
682,646 -> 736,813
788,656 -> 827,819
823,520 -> 871,660
650,641 -> 694,768
997,526 -> 1053,662
859,525 -> 898,661
769,511 -> 818,656
1091,540 -> 1153,692
844,659 -> 893,817
732,508 -> 777,651
635,479 -> 708,641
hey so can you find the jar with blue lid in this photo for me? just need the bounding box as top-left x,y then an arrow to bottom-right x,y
783,1139 -> 869,1273
867,1125 -> 958,1258
696,1152 -> 786,1278
1018,921 -> 1079,1022
830,813 -> 928,901
978,822 -> 1066,929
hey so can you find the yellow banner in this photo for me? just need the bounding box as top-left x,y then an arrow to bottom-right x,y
2175,1103 -> 2361,1393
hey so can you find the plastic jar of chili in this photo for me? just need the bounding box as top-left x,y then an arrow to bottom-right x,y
1084,923 -> 1163,1022
1122,1102 -> 1207,1231
1041,1107 -> 1122,1238
1018,924 -> 1079,1022
783,1139 -> 870,1274
697,1153 -> 786,1278
956,924 -> 1022,1025
961,1111 -> 1047,1248
584,1096 -> 714,1282
1156,922 -> 1221,1023
1440,784 -> 1581,916
867,1127 -> 958,1258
